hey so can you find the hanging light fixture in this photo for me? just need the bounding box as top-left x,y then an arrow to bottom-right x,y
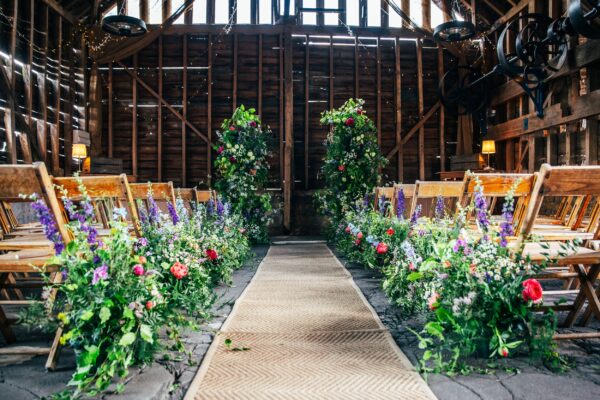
102,2 -> 147,37
433,0 -> 476,42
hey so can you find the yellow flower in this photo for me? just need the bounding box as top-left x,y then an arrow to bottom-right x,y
57,312 -> 69,324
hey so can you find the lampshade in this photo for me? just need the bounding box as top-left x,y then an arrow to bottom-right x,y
481,140 -> 496,155
72,144 -> 88,159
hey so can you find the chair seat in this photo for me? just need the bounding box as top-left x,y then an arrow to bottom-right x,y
516,242 -> 596,263
0,249 -> 57,272
531,229 -> 594,241
0,236 -> 52,251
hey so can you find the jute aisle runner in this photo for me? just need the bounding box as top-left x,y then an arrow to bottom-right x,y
185,243 -> 437,400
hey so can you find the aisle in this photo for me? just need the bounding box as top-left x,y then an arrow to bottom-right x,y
185,243 -> 436,400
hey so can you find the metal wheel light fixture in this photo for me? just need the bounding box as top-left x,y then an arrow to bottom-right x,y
102,2 -> 147,37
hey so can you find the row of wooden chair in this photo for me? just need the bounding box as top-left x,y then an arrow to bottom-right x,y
0,163 -> 217,369
375,164 -> 600,339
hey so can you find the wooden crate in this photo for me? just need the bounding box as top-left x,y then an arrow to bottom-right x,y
450,154 -> 485,171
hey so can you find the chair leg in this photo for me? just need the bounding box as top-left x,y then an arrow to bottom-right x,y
580,285 -> 600,326
0,304 -> 16,344
564,265 -> 600,327
45,325 -> 63,371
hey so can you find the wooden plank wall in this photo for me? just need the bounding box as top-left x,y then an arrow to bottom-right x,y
100,33 -> 454,188
0,0 -> 84,173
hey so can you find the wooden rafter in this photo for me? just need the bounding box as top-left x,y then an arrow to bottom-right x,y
486,0 -> 533,35
386,101 -> 442,160
40,0 -> 77,24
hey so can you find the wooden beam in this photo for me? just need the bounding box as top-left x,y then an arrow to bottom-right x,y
182,35 -> 188,185
40,0 -> 76,24
584,118 -> 598,165
207,34 -> 212,187
417,39 -> 425,180
486,0 -> 533,35
401,0 -> 410,29
422,0 -> 431,31
27,0 -> 34,138
354,37 -> 359,98
140,0 -> 149,21
438,45 -> 445,173
381,0 -> 389,29
108,62 -> 114,158
132,54 -> 138,178
40,5 -> 49,162
233,34 -> 238,111
376,37 -> 381,146
258,34 -> 263,117
489,88 -> 600,141
52,16 -> 62,174
64,26 -> 75,175
305,35 -> 310,190
283,32 -> 294,232
89,64 -> 103,157
395,37 -> 403,181
386,102 -> 442,160
279,34 -> 284,186
117,62 -> 210,144
158,36 -> 163,181
5,0 -> 18,164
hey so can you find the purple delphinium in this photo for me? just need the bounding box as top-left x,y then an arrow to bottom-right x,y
396,189 -> 405,219
474,186 -> 490,233
147,194 -> 160,225
61,196 -> 101,249
434,195 -> 445,221
167,202 -> 179,224
378,195 -> 386,216
207,198 -> 215,215
92,264 -> 109,285
31,199 -> 65,255
363,193 -> 371,210
216,198 -> 225,217
499,197 -> 515,247
410,204 -> 422,227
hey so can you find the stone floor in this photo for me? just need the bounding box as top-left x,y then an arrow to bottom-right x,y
339,249 -> 600,400
0,245 -> 268,400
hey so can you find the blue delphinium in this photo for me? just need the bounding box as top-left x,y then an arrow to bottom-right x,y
434,195 -> 445,221
473,184 -> 490,234
396,188 -> 405,219
410,204 -> 422,227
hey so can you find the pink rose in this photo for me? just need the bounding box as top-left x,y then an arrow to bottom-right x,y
376,242 -> 388,254
522,279 -> 543,304
132,264 -> 145,276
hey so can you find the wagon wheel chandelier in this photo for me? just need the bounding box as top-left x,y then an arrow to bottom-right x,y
433,0 -> 476,42
101,1 -> 147,37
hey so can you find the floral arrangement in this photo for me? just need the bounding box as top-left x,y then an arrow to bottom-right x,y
26,179 -> 250,397
334,180 -> 560,373
315,99 -> 387,228
214,105 -> 273,243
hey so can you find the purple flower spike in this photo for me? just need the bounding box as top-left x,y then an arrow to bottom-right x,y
410,204 -> 422,227
499,197 -> 515,247
396,189 -> 405,219
31,199 -> 65,255
434,195 -> 445,221
474,186 -> 490,233
167,202 -> 179,224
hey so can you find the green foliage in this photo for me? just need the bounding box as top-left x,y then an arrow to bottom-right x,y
315,99 -> 387,227
214,105 -> 273,243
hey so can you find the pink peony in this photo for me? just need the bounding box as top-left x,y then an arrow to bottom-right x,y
357,232 -> 363,240
522,279 -> 543,304
132,264 -> 145,276
170,261 -> 189,280
376,242 -> 388,254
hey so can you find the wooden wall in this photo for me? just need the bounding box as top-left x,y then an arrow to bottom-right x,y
99,31 -> 455,189
0,0 -> 85,174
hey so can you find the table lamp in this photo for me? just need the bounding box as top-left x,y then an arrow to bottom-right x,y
72,144 -> 87,173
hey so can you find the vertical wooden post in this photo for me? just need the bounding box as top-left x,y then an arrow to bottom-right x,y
279,34 -> 285,186
40,5 -> 49,162
329,35 -> 334,108
163,0 -> 172,22
258,34 -> 263,117
438,45 -> 445,172
233,34 -> 238,111
182,35 -> 188,186
207,34 -> 213,187
359,0 -> 367,27
506,140 -> 515,172
108,61 -> 114,158
89,64 -> 103,157
421,0 -> 431,31
317,0 -> 324,26
381,0 -> 389,28
305,35 -> 310,190
132,54 -> 138,178
158,37 -> 163,181
7,0 -> 18,164
401,0 -> 410,29
584,118 -> 598,165
339,0 -> 347,25
27,0 -> 34,136
395,37 -> 403,181
251,0 -> 258,24
141,0 -> 149,21
376,37 -> 381,146
528,135 -> 536,172
283,32 -> 294,232
52,16 -> 62,174
64,27 -> 75,175
354,37 -> 359,98
417,39 -> 425,180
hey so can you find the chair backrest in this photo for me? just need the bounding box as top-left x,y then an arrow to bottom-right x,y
52,174 -> 141,237
195,189 -> 215,204
374,187 -> 395,214
391,183 -> 416,218
461,173 -> 536,232
177,188 -> 196,202
410,181 -> 465,217
129,182 -> 176,204
519,164 -> 600,246
0,162 -> 69,241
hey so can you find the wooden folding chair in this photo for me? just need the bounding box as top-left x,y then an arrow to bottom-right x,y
129,182 -> 177,215
461,173 -> 536,234
52,175 -> 142,238
410,181 -> 465,217
0,163 -> 71,368
373,187 -> 395,216
392,183 -> 416,219
516,164 -> 600,337
195,189 -> 216,204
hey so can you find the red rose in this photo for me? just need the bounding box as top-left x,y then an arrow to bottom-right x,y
376,242 -> 388,254
229,156 -> 237,163
206,248 -> 219,261
338,165 -> 346,172
357,109 -> 363,115
355,239 -> 361,246
501,348 -> 509,357
522,279 -> 543,304
145,301 -> 155,310
229,125 -> 236,131
170,261 -> 189,280
357,232 -> 363,240
345,226 -> 351,233
217,146 -> 225,154
248,120 -> 257,128
386,228 -> 394,236
345,117 -> 355,127
132,264 -> 145,276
